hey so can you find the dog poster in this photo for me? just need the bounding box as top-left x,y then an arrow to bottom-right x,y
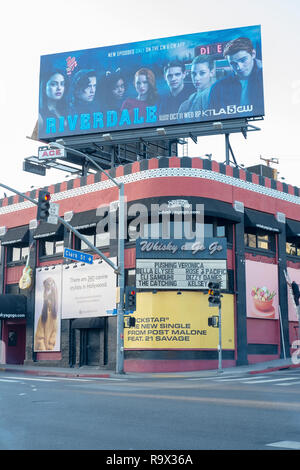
34,265 -> 62,352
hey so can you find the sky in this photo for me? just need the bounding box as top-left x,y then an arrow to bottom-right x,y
0,0 -> 300,196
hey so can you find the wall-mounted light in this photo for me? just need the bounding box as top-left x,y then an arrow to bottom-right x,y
156,128 -> 166,136
103,133 -> 112,141
213,122 -> 223,130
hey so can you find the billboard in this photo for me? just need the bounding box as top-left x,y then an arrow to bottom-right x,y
34,265 -> 62,352
245,260 -> 279,320
124,291 -> 235,350
61,259 -> 117,319
38,25 -> 264,140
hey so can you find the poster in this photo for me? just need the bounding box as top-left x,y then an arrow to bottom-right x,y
61,259 -> 117,319
245,260 -> 279,320
287,267 -> 300,322
124,291 -> 235,349
34,265 -> 62,352
38,25 -> 264,139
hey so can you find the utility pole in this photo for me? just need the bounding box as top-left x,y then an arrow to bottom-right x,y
208,280 -> 223,373
218,303 -> 222,373
49,142 -> 126,374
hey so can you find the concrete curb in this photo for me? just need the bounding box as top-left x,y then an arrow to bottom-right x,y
249,363 -> 300,375
0,367 -> 112,379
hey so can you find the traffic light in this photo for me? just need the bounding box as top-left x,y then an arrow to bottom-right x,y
208,281 -> 221,306
37,190 -> 51,222
124,315 -> 136,328
291,281 -> 300,306
208,316 -> 219,327
125,287 -> 136,311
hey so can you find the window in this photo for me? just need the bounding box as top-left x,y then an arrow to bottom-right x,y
7,245 -> 29,263
44,240 -> 64,256
79,230 -> 110,251
286,241 -> 300,257
244,230 -> 274,251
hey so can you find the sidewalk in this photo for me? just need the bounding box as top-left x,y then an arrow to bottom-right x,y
1,358 -> 299,380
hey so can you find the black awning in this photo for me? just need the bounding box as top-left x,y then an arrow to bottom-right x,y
33,221 -> 63,239
71,317 -> 105,329
69,209 -> 103,231
129,197 -> 242,223
0,294 -> 27,318
1,226 -> 29,246
286,219 -> 300,238
202,198 -> 242,222
244,209 -> 282,233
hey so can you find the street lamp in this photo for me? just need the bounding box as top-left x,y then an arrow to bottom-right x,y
50,141 -> 126,375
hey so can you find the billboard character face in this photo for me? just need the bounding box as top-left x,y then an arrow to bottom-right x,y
191,56 -> 214,92
224,37 -> 257,79
46,72 -> 65,101
113,78 -> 125,100
164,62 -> 186,96
134,67 -> 158,105
39,68 -> 68,133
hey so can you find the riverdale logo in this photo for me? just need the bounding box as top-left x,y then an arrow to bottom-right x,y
38,25 -> 264,139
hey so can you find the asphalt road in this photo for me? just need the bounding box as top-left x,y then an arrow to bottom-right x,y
1,368 -> 300,451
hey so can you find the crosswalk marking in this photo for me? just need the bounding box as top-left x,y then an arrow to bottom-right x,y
0,378 -> 20,383
215,375 -> 269,382
242,377 -> 300,384
188,374 -> 240,381
277,380 -> 300,386
266,441 -> 300,450
4,376 -> 55,382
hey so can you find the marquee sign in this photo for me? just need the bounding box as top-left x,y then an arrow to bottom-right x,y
136,237 -> 227,290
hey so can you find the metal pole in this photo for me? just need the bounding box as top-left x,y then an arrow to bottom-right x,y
116,183 -> 125,374
278,305 -> 287,360
49,142 -> 126,374
218,303 -> 223,373
225,134 -> 230,166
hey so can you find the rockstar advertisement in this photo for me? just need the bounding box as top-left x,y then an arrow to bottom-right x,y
38,25 -> 264,140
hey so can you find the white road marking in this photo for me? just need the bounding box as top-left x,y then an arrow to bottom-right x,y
277,381 -> 300,386
242,377 -> 300,384
187,375 -> 240,381
3,376 -> 55,382
266,441 -> 300,450
0,378 -> 20,383
215,375 -> 269,382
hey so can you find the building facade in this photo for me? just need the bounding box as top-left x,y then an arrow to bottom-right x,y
0,155 -> 299,372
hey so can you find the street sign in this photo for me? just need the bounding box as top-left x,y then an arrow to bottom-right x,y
47,202 -> 59,225
38,146 -> 66,160
23,160 -> 46,176
63,247 -> 93,264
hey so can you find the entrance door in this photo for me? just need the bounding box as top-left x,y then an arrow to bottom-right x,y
80,329 -> 100,366
4,323 -> 26,364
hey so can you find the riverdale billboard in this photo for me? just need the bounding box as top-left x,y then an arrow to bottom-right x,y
38,25 -> 264,140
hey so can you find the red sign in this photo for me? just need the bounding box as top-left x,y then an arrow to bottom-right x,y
38,147 -> 66,160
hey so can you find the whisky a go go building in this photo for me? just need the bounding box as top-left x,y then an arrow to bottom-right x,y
0,25 -> 300,372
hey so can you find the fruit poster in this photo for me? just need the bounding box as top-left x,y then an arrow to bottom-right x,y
245,260 -> 279,320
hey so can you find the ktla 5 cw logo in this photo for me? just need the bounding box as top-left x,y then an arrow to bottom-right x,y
291,340 -> 300,365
